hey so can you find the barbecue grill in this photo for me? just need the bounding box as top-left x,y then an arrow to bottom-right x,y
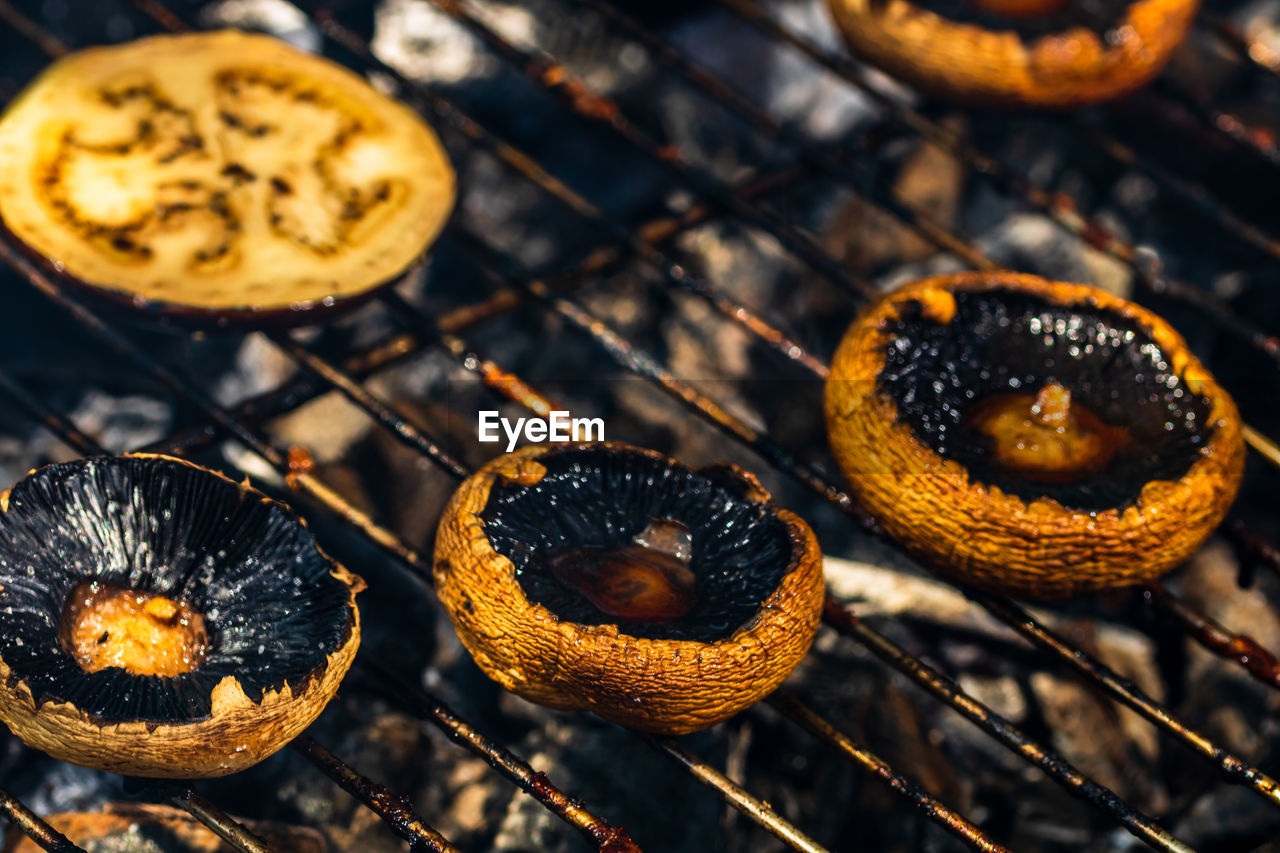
0,0 -> 1279,850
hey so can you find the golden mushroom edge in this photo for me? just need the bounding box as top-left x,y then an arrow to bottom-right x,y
824,0 -> 1199,108
433,442 -> 826,735
824,272 -> 1245,598
0,453 -> 364,778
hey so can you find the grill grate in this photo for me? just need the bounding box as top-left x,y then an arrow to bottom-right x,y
0,0 -> 1277,850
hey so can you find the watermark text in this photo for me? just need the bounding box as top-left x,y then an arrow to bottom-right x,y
478,410 -> 604,452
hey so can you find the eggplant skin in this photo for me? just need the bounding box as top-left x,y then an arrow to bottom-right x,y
824,272 -> 1245,599
825,0 -> 1198,108
0,30 -> 455,324
434,442 -> 825,735
0,453 -> 364,778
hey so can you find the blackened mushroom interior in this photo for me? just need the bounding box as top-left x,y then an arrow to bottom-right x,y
878,289 -> 1213,511
480,448 -> 793,642
0,456 -> 353,724
915,0 -> 1131,41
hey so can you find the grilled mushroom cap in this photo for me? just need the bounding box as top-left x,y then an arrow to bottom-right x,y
2,804 -> 327,853
824,0 -> 1197,108
0,454 -> 363,778
0,30 -> 454,325
433,442 -> 824,734
825,272 -> 1244,598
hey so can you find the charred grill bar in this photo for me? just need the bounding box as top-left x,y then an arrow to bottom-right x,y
0,0 -> 1276,850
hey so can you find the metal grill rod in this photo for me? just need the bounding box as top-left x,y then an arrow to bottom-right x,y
408,0 -> 876,301
289,736 -> 460,853
1142,82 -> 1280,172
0,790 -> 84,853
647,737 -> 832,853
162,787 -> 276,853
764,693 -> 1012,853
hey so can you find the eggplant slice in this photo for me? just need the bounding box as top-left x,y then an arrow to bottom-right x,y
0,30 -> 455,324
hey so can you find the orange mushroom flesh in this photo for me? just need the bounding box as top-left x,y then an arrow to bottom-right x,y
549,519 -> 697,623
969,382 -> 1131,483
63,581 -> 208,677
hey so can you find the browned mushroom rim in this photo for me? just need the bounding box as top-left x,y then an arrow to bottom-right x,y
873,285 -> 1215,511
0,454 -> 358,726
479,445 -> 797,643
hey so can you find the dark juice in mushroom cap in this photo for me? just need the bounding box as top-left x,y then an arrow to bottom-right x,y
915,0 -> 1132,39
482,447 -> 793,642
62,581 -> 208,677
878,290 -> 1214,511
548,519 -> 697,623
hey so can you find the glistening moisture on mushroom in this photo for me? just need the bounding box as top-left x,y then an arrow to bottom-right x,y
480,446 -> 793,642
877,288 -> 1214,511
0,454 -> 363,778
434,442 -> 825,734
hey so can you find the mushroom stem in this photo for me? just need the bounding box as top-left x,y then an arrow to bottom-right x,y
1030,382 -> 1073,428
970,382 -> 1130,483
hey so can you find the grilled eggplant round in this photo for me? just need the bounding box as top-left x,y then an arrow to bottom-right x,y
0,30 -> 454,325
434,442 -> 825,734
824,0 -> 1198,108
824,272 -> 1244,597
0,454 -> 363,778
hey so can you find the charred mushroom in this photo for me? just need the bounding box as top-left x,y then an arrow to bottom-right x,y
825,272 -> 1244,598
433,442 -> 824,734
824,0 -> 1197,108
0,454 -> 363,778
2,804 -> 327,853
0,30 -> 454,325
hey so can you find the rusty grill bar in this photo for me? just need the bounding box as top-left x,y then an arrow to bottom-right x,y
0,0 -> 1277,850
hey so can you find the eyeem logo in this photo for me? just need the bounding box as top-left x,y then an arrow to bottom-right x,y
478,411 -> 605,452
